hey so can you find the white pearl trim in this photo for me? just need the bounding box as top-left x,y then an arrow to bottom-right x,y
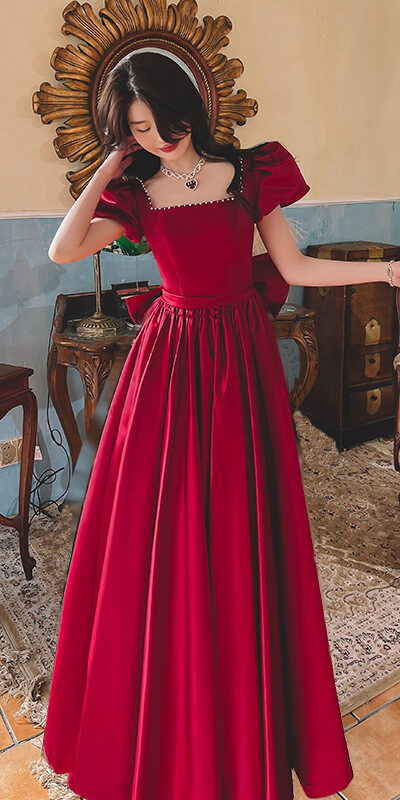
135,156 -> 244,211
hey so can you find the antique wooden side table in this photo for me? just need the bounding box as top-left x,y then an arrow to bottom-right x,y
47,289 -> 137,471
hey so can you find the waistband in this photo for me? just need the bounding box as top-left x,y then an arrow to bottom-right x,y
125,255 -> 289,325
161,281 -> 256,310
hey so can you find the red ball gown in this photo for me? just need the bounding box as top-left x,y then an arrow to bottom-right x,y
42,141 -> 354,800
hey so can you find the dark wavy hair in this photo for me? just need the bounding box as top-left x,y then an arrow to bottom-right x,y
97,51 -> 263,217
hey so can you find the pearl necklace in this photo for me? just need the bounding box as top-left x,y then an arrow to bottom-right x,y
159,155 -> 206,191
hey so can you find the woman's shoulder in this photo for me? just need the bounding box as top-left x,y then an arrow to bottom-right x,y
100,175 -> 145,215
242,140 -> 299,173
92,174 -> 144,242
242,139 -> 310,220
105,175 -> 143,196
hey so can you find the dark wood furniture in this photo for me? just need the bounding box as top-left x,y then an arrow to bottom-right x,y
0,364 -> 38,580
301,241 -> 400,450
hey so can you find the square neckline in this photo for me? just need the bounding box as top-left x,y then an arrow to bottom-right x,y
135,156 -> 244,211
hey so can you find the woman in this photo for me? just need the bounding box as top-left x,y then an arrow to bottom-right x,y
42,51 -> 399,800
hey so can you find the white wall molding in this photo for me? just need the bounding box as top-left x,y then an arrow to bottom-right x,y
1,197 -> 400,219
298,197 -> 400,207
0,211 -> 68,219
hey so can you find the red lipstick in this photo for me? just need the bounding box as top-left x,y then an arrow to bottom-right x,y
160,142 -> 178,153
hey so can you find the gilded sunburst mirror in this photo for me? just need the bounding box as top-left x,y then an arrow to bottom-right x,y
32,0 -> 258,199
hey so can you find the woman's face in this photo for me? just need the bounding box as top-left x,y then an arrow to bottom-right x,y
126,98 -> 192,159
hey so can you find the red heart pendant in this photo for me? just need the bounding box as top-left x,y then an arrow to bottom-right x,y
185,179 -> 198,190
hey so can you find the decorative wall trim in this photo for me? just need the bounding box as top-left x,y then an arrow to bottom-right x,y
1,197 -> 400,220
299,197 -> 400,206
0,212 -> 68,219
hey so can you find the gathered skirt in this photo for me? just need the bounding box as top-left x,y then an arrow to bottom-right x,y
42,281 -> 353,800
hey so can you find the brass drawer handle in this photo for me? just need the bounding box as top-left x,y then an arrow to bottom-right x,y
364,318 -> 381,346
364,352 -> 380,378
366,388 -> 381,415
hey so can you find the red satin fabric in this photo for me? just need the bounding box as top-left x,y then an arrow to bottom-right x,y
43,142 -> 354,800
124,252 -> 290,325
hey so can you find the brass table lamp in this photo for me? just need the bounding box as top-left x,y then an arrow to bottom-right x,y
76,235 -> 151,339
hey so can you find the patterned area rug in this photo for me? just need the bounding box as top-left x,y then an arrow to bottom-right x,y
0,410 -> 399,798
294,411 -> 400,712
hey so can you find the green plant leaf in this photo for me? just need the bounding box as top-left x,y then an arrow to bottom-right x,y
102,234 -> 151,257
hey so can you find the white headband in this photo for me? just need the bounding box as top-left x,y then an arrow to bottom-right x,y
116,47 -> 201,94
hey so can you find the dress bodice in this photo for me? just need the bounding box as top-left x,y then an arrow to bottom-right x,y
132,156 -> 255,298
92,140 -> 310,315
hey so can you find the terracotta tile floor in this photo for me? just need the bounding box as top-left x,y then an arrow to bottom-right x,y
0,682 -> 399,799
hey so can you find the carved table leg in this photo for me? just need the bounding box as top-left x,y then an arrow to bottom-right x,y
289,318 -> 319,411
47,344 -> 82,470
79,355 -> 113,436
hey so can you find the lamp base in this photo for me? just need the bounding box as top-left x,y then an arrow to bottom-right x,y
76,312 -> 127,339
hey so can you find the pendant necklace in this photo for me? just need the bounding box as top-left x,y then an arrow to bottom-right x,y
159,154 -> 206,191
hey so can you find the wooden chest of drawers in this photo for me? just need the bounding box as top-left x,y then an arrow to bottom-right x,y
301,241 -> 400,450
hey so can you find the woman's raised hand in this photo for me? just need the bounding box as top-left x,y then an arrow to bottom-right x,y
99,136 -> 142,182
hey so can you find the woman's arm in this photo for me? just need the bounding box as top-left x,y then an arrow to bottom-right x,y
49,137 -> 138,264
257,205 -> 400,287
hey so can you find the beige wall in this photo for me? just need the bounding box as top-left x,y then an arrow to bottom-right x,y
1,0 -> 400,212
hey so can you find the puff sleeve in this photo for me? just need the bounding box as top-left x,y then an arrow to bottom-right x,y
251,140 -> 310,221
91,178 -> 144,243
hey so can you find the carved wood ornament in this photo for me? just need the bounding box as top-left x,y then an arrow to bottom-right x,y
32,0 -> 258,199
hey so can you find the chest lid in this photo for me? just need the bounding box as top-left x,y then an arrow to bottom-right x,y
307,240 -> 400,261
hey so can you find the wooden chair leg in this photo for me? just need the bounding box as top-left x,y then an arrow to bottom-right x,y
18,390 -> 38,580
0,364 -> 38,579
